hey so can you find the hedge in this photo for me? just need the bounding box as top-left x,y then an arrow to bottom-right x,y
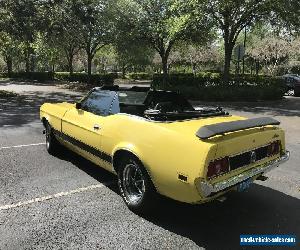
55,72 -> 118,85
126,72 -> 153,80
152,74 -> 287,101
0,72 -> 54,81
0,71 -> 118,85
126,72 -> 221,81
0,90 -> 18,98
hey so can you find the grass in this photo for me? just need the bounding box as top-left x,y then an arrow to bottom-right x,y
0,90 -> 18,98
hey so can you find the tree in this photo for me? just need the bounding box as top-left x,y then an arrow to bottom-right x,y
248,36 -> 290,75
34,33 -> 63,72
94,45 -> 117,73
73,0 -> 114,83
202,0 -> 274,82
182,43 -> 221,75
271,0 -> 300,34
41,0 -> 82,75
3,0 -> 40,72
0,32 -> 20,75
116,0 -> 211,87
115,40 -> 154,78
288,37 -> 300,73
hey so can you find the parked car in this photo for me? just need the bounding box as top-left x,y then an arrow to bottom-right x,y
282,74 -> 300,96
40,86 -> 289,213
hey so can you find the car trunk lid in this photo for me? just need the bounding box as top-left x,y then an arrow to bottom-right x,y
158,115 -> 284,179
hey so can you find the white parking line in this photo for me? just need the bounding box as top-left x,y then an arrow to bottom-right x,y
0,142 -> 45,150
0,183 -> 109,211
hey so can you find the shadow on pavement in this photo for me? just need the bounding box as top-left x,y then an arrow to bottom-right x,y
143,185 -> 299,250
0,91 -> 82,127
54,148 -> 118,191
54,149 -> 300,250
193,97 -> 300,117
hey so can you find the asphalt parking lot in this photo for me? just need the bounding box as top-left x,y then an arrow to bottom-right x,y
0,80 -> 299,250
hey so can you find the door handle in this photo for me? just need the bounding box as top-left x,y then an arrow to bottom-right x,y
93,124 -> 101,130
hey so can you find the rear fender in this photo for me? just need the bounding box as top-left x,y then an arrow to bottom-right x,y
112,142 -> 160,190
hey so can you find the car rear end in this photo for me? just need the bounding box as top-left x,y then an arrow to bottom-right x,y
194,123 -> 289,201
283,75 -> 300,96
294,81 -> 300,97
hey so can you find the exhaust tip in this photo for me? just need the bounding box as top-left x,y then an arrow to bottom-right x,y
216,196 -> 227,202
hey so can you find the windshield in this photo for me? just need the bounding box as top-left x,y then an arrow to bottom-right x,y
118,91 -> 148,105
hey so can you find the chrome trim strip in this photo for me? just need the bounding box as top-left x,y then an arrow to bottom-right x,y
197,151 -> 290,197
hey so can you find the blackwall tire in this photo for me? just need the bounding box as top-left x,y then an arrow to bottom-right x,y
118,156 -> 157,214
45,122 -> 59,155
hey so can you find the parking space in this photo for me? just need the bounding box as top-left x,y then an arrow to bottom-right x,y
0,121 -> 201,250
0,80 -> 299,249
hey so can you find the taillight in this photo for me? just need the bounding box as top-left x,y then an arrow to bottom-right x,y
267,141 -> 280,156
207,157 -> 229,179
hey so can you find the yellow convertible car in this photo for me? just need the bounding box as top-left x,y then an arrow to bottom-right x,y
40,86 -> 289,213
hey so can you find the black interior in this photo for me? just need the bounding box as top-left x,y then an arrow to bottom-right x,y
98,86 -> 228,121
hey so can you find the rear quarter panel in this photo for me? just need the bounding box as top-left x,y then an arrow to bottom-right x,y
101,114 -> 215,203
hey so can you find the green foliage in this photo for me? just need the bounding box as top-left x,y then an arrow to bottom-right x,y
202,0 -> 276,81
115,40 -> 154,76
1,0 -> 42,72
290,65 -> 300,74
0,71 -> 118,84
94,46 -> 118,73
152,73 -> 286,101
0,0 -> 298,82
0,90 -> 18,98
0,72 -> 54,81
54,72 -> 118,85
0,31 -> 21,73
42,0 -> 82,74
116,0 -> 213,83
127,72 -> 152,80
153,73 -> 221,87
73,0 -> 115,78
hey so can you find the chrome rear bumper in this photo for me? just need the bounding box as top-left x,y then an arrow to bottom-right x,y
197,151 -> 290,197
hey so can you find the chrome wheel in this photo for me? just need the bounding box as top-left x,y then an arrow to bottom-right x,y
122,162 -> 146,205
44,122 -> 59,155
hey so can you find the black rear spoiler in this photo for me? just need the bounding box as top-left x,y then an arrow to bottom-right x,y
196,117 -> 280,139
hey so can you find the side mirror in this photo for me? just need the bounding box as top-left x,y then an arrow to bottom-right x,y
75,102 -> 82,109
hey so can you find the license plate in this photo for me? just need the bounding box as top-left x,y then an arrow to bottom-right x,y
237,179 -> 253,192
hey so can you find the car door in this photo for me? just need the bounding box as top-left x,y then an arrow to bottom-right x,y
61,90 -> 119,168
286,77 -> 295,88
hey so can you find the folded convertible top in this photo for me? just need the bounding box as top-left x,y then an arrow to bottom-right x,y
196,117 -> 280,139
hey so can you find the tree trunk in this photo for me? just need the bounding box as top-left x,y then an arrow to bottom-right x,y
255,60 -> 259,76
25,49 -> 30,73
122,65 -> 126,79
192,63 -> 196,76
223,42 -> 234,84
30,53 -> 35,72
5,55 -> 13,76
25,45 -> 35,73
68,55 -> 74,76
87,53 -> 92,84
161,54 -> 169,89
